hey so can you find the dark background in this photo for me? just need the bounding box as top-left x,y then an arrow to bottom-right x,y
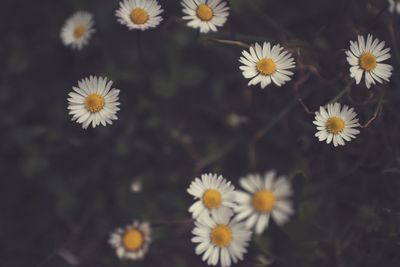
1,0 -> 400,266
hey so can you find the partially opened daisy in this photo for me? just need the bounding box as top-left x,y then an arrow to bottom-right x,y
67,76 -> 120,129
234,171 -> 294,235
181,0 -> 229,33
187,173 -> 236,219
60,11 -> 95,50
239,42 -> 296,89
109,221 -> 151,261
192,210 -> 252,267
313,102 -> 360,147
116,0 -> 163,31
346,34 -> 393,89
388,0 -> 400,14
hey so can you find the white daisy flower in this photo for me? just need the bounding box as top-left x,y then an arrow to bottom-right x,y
388,0 -> 400,14
187,173 -> 236,219
239,42 -> 296,89
313,102 -> 361,147
192,211 -> 252,267
60,11 -> 95,50
345,34 -> 393,89
181,0 -> 230,33
67,76 -> 120,129
109,221 -> 151,261
234,171 -> 294,235
115,0 -> 163,31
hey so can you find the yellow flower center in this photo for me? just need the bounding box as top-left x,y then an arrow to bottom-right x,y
359,52 -> 377,71
202,189 -> 222,209
73,24 -> 87,39
256,58 -> 277,76
326,116 -> 345,134
211,224 -> 232,248
84,93 -> 105,113
196,4 -> 213,21
130,8 -> 149,25
252,190 -> 276,213
122,228 -> 144,251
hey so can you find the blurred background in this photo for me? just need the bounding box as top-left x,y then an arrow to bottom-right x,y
1,0 -> 400,266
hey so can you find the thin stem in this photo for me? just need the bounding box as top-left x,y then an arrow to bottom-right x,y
328,79 -> 354,104
208,38 -> 250,48
360,92 -> 385,128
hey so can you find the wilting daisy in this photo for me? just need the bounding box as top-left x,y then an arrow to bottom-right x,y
192,211 -> 252,267
239,42 -> 296,89
115,0 -> 163,31
346,34 -> 393,89
109,221 -> 151,261
187,173 -> 236,219
60,11 -> 95,50
181,0 -> 229,33
67,76 -> 120,129
313,102 -> 360,147
234,171 -> 294,235
388,0 -> 400,14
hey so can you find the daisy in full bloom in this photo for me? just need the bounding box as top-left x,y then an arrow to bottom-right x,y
67,76 -> 120,129
313,102 -> 360,147
115,0 -> 163,31
239,42 -> 296,89
388,0 -> 400,14
181,0 -> 229,33
234,171 -> 294,235
346,34 -> 393,88
60,11 -> 95,50
192,210 -> 252,267
187,173 -> 236,219
109,221 -> 151,261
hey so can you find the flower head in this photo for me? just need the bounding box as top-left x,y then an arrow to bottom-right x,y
346,34 -> 393,88
313,102 -> 360,147
239,42 -> 296,89
109,221 -> 151,261
192,211 -> 252,267
60,11 -> 95,50
181,0 -> 229,33
187,173 -> 236,219
234,171 -> 294,235
67,76 -> 120,129
116,0 -> 163,31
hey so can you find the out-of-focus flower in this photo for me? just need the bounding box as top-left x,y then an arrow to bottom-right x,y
130,179 -> 143,193
181,0 -> 229,33
187,173 -> 236,219
67,76 -> 120,129
109,221 -> 151,261
239,42 -> 296,89
313,102 -> 360,147
388,0 -> 400,14
115,0 -> 163,31
60,11 -> 95,50
192,210 -> 252,267
234,171 -> 294,235
346,34 -> 393,88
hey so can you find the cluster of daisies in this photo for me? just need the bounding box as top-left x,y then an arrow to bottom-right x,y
187,172 -> 293,266
62,1 -> 394,265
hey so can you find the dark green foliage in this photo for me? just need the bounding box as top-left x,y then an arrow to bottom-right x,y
1,0 -> 400,266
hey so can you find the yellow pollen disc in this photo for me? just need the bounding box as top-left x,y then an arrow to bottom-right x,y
252,190 -> 276,213
73,24 -> 87,39
202,189 -> 222,209
211,224 -> 232,248
256,58 -> 277,76
130,8 -> 149,25
326,116 -> 345,134
196,4 -> 213,21
359,52 -> 377,71
84,93 -> 105,113
122,228 -> 144,251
